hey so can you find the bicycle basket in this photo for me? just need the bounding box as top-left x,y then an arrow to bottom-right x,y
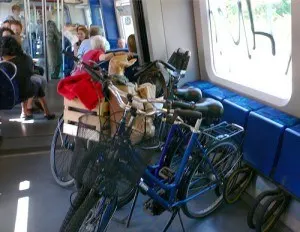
69,113 -> 110,185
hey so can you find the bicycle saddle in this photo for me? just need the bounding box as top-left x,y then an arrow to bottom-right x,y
174,87 -> 202,103
172,98 -> 224,119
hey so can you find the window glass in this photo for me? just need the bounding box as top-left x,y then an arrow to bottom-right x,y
208,0 -> 291,99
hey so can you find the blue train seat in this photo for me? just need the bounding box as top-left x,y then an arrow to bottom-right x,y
0,64 -> 19,110
202,86 -> 237,102
183,80 -> 215,90
243,107 -> 299,176
273,124 -> 300,199
222,95 -> 265,128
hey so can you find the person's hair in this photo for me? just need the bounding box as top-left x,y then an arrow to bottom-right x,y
10,20 -> 23,30
127,34 -> 137,53
90,35 -> 106,51
77,25 -> 89,39
12,4 -> 21,12
3,20 -> 12,25
0,36 -> 24,57
89,26 -> 102,37
0,27 -> 15,39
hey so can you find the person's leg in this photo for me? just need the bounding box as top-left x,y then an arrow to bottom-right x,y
38,97 -> 55,120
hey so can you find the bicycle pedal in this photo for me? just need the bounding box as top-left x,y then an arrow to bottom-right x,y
159,167 -> 175,181
143,197 -> 166,216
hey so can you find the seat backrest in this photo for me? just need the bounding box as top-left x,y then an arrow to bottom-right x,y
0,68 -> 18,110
167,48 -> 191,75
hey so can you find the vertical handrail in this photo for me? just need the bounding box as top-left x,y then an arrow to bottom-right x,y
42,0 -> 49,81
61,0 -> 65,76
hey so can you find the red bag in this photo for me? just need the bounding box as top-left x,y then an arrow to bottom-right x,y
57,72 -> 104,110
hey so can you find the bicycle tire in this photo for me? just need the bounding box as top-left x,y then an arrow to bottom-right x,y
247,189 -> 281,229
59,186 -> 90,232
255,193 -> 290,232
64,192 -> 99,232
223,167 -> 254,204
179,155 -> 223,219
179,140 -> 240,218
50,116 -> 75,187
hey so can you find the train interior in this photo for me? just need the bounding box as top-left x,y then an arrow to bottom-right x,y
0,0 -> 299,231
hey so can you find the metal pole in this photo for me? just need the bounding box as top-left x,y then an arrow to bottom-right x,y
42,0 -> 49,81
57,0 -> 60,31
61,0 -> 65,76
27,0 -> 33,56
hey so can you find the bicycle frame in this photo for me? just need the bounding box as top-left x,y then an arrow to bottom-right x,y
139,123 -> 221,210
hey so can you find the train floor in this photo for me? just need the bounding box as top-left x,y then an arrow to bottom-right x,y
0,151 -> 287,232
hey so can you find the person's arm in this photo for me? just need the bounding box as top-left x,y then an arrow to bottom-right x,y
99,51 -> 130,62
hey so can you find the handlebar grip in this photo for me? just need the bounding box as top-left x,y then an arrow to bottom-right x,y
174,109 -> 202,119
157,60 -> 176,72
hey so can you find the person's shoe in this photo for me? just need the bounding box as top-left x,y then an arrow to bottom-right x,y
25,115 -> 34,120
44,114 -> 55,120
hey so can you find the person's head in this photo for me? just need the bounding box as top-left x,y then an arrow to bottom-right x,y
0,27 -> 15,38
2,20 -> 12,29
127,34 -> 137,53
10,20 -> 22,36
0,36 -> 23,57
117,38 -> 126,49
90,35 -> 106,52
89,26 -> 102,37
12,4 -> 21,17
76,25 -> 89,42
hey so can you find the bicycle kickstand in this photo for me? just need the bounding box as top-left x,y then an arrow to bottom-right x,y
162,209 -> 186,232
126,188 -> 140,228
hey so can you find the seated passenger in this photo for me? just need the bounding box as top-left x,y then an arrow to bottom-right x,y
1,20 -> 12,29
0,36 -> 55,120
72,35 -> 106,76
117,38 -> 126,49
100,34 -> 137,62
74,25 -> 89,57
77,26 -> 110,57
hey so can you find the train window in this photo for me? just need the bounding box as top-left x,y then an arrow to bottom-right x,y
115,0 -> 135,40
207,0 -> 291,100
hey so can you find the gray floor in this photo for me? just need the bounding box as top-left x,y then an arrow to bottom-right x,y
0,81 -> 62,155
0,152 -> 285,232
0,81 -> 285,232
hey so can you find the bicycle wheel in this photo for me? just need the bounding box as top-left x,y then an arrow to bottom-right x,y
59,186 -> 90,232
50,116 -> 75,187
255,193 -> 290,232
247,189 -> 281,229
65,193 -> 117,232
223,166 -> 254,204
179,141 -> 240,218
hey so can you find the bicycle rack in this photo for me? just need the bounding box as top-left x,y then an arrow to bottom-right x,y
247,188 -> 291,232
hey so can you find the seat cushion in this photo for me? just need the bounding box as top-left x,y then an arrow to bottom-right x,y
202,86 -> 237,101
183,80 -> 215,90
273,124 -> 300,199
243,107 -> 299,176
222,95 -> 265,127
